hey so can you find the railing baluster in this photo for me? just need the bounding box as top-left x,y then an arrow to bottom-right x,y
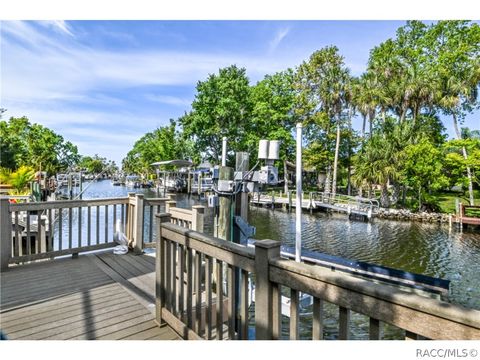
26,211 -> 31,255
227,264 -> 235,339
369,318 -> 381,340
205,255 -> 213,339
68,207 -> 72,249
339,306 -> 351,340
113,204 -> 117,237
96,205 -> 100,244
87,206 -> 91,246
149,205 -> 153,244
195,250 -> 202,335
165,240 -> 172,310
58,209 -> 63,251
312,297 -> 324,340
78,207 -> 82,248
48,209 -> 53,252
121,204 -> 125,230
186,248 -> 193,329
216,260 -> 224,340
14,212 -> 20,257
36,212 -> 42,253
171,241 -> 177,313
179,245 -> 185,321
272,282 -> 281,340
240,270 -> 249,340
290,288 -> 299,340
104,205 -> 108,243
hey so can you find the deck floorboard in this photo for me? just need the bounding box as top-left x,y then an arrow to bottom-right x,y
0,251 -> 180,340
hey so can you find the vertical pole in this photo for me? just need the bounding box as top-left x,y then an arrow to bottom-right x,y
234,152 -> 249,239
198,172 -> 202,196
79,171 -> 83,200
1,198 -> 12,271
234,152 -> 249,333
187,172 -> 192,195
295,123 -> 302,262
222,137 -> 228,167
155,213 -> 171,326
133,193 -> 144,254
218,166 -> 234,242
254,239 -> 281,340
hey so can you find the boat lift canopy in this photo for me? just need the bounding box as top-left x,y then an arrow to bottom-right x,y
151,160 -> 193,167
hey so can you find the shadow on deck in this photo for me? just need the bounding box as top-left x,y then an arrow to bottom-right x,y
0,251 -> 180,340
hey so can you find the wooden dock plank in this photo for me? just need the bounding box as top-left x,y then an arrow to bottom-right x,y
0,250 -> 180,341
96,320 -> 158,340
2,288 -> 131,331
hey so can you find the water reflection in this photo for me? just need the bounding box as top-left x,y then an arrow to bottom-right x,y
73,180 -> 479,311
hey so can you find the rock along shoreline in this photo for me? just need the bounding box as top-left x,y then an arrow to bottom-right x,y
375,208 -> 451,224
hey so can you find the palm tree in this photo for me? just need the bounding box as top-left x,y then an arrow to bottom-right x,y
437,75 -> 479,205
294,47 -> 350,198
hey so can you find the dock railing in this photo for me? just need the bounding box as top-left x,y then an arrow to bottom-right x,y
155,217 -> 480,340
1,193 -> 204,270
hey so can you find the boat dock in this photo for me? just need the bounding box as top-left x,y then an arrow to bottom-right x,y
455,204 -> 480,227
1,251 -> 179,340
1,195 -> 479,340
250,191 -> 379,220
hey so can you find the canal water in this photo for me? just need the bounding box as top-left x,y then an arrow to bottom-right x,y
72,180 -> 480,338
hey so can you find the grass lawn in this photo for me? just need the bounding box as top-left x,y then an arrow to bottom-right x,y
426,189 -> 480,214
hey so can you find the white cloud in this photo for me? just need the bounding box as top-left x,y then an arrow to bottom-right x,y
269,27 -> 290,53
1,21 -> 301,105
39,20 -> 75,37
145,94 -> 192,107
0,21 -> 306,164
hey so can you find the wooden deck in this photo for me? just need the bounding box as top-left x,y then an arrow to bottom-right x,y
0,251 -> 180,340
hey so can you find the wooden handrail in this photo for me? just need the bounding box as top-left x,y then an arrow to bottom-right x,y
269,258 -> 480,340
155,220 -> 480,340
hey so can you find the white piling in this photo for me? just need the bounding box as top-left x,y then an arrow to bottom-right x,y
295,123 -> 302,262
221,137 -> 227,166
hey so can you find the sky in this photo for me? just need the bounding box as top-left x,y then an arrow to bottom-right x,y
1,19 -> 479,166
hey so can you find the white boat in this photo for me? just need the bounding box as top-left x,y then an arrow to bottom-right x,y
125,175 -> 140,188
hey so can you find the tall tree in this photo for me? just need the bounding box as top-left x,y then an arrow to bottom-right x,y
0,116 -> 79,173
426,20 -> 480,205
295,46 -> 351,198
180,65 -> 252,164
403,138 -> 449,211
250,69 -> 297,191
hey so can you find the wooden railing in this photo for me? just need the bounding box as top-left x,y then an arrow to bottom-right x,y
0,193 -> 204,270
155,217 -> 480,340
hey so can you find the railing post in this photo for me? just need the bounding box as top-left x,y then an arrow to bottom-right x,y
1,198 -> 12,271
132,194 -> 144,254
165,200 -> 176,214
254,239 -> 281,340
126,192 -> 135,241
39,218 -> 47,254
191,205 -> 204,233
155,213 -> 171,326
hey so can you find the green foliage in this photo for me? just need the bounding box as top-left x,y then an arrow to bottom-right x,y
79,155 -> 118,176
0,117 -> 80,174
180,65 -> 252,164
402,138 -> 449,210
118,21 -> 479,212
0,165 -> 35,195
443,137 -> 480,187
122,121 -> 190,177
248,69 -> 297,163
